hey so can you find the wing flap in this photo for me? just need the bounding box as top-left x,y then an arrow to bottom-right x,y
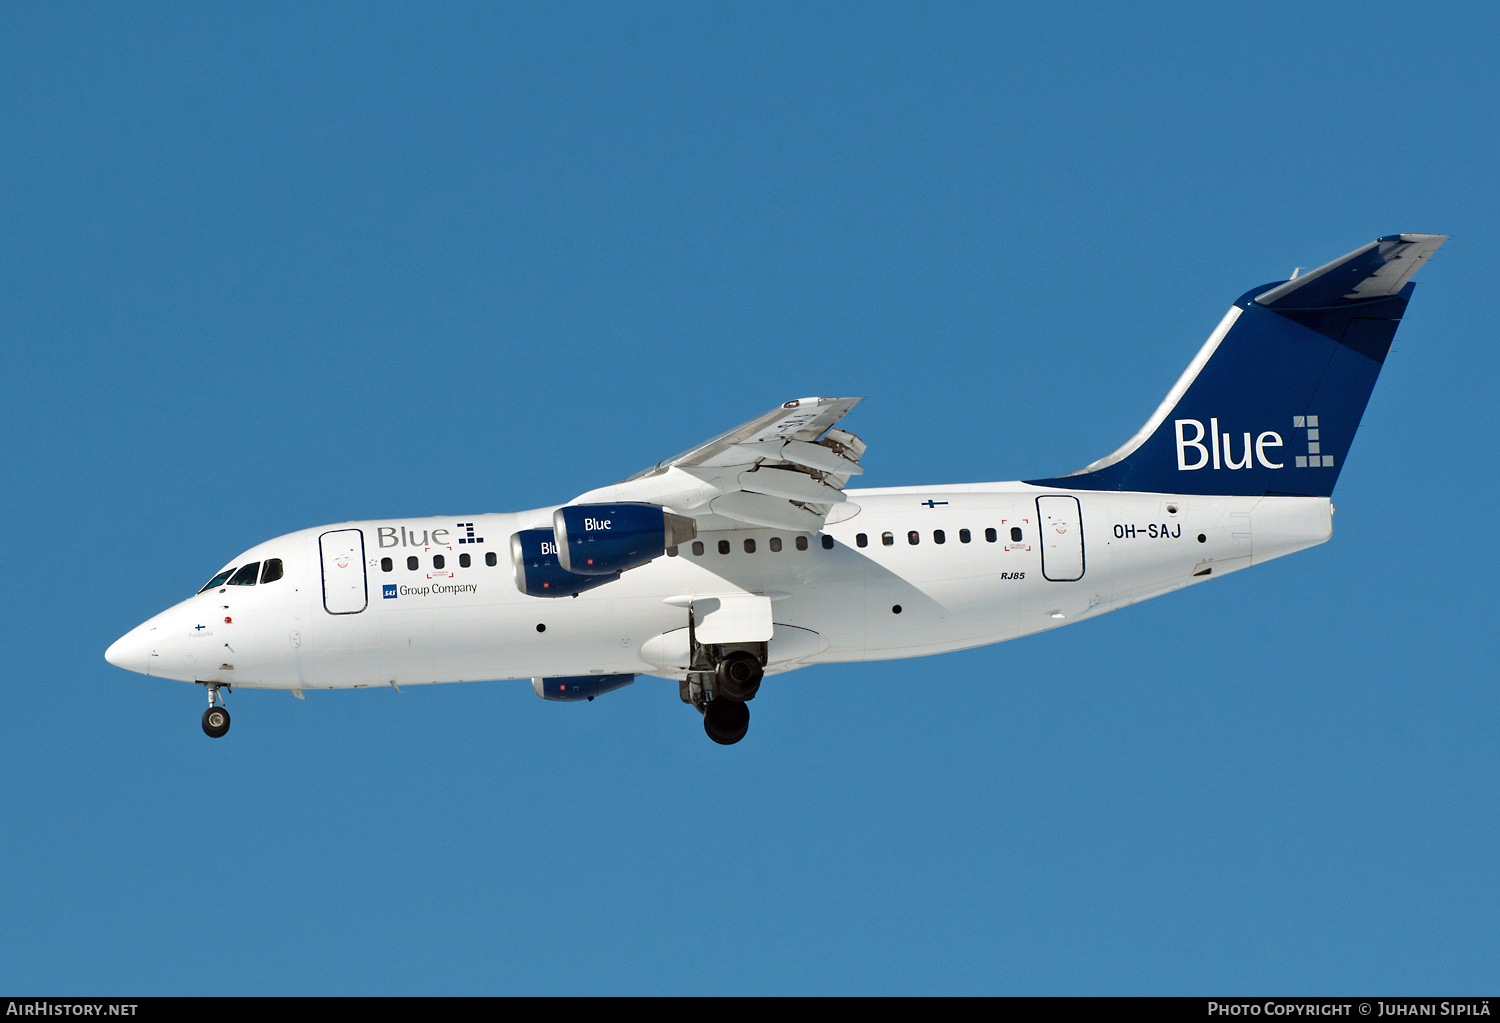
570,397 -> 866,531
738,466 -> 847,504
709,492 -> 826,531
628,397 -> 862,476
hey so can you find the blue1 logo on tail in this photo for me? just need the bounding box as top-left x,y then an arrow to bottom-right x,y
1174,416 -> 1330,472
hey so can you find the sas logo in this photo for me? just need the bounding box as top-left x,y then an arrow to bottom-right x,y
1175,416 -> 1332,471
383,584 -> 398,599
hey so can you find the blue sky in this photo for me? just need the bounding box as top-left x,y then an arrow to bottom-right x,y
2,2 -> 1496,994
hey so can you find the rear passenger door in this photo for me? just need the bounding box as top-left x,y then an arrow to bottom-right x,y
1036,496 -> 1085,582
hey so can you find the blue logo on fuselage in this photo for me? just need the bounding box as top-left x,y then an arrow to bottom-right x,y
382,584 -> 398,599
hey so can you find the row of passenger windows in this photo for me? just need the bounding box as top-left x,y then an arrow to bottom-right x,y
676,534 -> 829,557
862,526 -> 1024,547
382,552 -> 499,572
674,527 -> 1025,557
199,559 -> 284,592
203,525 -> 1029,589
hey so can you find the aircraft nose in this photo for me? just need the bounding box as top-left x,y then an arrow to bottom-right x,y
105,625 -> 151,676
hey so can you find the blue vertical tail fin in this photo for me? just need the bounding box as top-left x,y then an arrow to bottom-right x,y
1027,233 -> 1447,497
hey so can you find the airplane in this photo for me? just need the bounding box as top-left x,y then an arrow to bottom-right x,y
105,233 -> 1446,745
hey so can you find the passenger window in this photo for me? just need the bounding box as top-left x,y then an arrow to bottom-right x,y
381,557 -> 393,573
666,546 -> 678,557
260,559 -> 284,583
821,535 -> 834,550
769,537 -> 782,552
228,562 -> 260,586
407,556 -> 419,570
1010,527 -> 1023,542
459,553 -> 471,568
934,530 -> 945,545
692,541 -> 705,556
959,529 -> 971,543
882,532 -> 894,546
485,551 -> 497,567
985,528 -> 997,543
199,569 -> 235,593
795,536 -> 809,551
718,540 -> 731,555
744,538 -> 756,553
907,531 -> 919,545
433,554 -> 446,570
856,533 -> 868,548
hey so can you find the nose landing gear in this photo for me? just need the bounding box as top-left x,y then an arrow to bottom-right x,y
201,684 -> 231,738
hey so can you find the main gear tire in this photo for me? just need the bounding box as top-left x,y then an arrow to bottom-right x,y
703,698 -> 749,745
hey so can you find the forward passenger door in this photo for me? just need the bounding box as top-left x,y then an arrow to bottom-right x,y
319,529 -> 368,614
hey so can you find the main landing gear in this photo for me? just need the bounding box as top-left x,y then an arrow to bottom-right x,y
715,650 -> 762,702
680,603 -> 766,745
688,652 -> 763,745
201,684 -> 231,739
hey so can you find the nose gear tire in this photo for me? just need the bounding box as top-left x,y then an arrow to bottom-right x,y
202,706 -> 231,738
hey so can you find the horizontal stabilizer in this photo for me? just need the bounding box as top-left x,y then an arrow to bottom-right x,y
1253,234 -> 1446,308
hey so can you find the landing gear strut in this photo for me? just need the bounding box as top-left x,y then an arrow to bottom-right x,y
201,684 -> 231,739
703,697 -> 750,745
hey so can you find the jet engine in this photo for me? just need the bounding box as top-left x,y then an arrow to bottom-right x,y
532,674 -> 636,702
510,529 -> 619,598
553,503 -> 697,575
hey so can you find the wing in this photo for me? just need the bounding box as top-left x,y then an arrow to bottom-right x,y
568,397 -> 867,531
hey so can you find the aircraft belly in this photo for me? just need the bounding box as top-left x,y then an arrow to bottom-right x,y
612,538 -> 872,668
367,597 -> 655,685
861,570 -> 1021,657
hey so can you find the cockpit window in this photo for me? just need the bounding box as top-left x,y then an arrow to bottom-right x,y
199,569 -> 235,593
227,562 -> 261,586
260,559 -> 284,584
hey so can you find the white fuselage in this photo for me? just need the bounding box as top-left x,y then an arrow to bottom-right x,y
107,484 -> 1331,691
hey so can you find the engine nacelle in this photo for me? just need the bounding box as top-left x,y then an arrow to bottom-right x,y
510,529 -> 619,598
532,674 -> 636,702
553,503 -> 697,576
